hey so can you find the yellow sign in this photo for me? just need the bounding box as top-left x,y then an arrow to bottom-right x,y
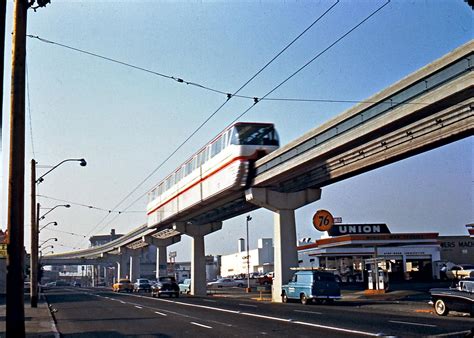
313,209 -> 334,232
0,244 -> 7,258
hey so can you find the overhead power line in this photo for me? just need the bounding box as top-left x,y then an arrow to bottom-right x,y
229,0 -> 391,125
26,58 -> 35,158
42,227 -> 87,238
37,195 -> 142,214
98,0 -> 391,236
82,1 -> 341,240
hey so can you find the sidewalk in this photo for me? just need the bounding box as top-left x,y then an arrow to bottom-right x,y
0,294 -> 59,337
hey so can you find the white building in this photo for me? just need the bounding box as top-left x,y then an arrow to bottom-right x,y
220,238 -> 274,277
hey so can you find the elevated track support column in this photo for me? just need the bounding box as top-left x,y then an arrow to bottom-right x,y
129,251 -> 141,282
246,188 -> 321,302
173,222 -> 222,296
143,235 -> 181,279
117,247 -> 131,280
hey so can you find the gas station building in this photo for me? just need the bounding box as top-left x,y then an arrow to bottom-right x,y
297,224 -> 445,282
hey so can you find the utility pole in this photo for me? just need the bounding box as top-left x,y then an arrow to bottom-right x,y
30,160 -> 38,307
6,0 -> 28,336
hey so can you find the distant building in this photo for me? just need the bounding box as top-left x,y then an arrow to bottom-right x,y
438,236 -> 474,264
220,238 -> 274,277
89,229 -> 123,247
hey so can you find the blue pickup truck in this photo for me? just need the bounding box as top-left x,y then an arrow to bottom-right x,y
281,269 -> 341,305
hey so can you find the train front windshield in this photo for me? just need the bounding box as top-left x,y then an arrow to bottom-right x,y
231,125 -> 279,146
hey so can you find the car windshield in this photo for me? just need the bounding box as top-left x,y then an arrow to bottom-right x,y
159,277 -> 176,283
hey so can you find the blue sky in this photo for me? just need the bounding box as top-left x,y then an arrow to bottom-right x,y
1,0 -> 472,261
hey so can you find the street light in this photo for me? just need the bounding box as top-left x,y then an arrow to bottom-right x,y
39,221 -> 57,232
40,250 -> 54,258
39,245 -> 54,254
39,204 -> 70,221
36,158 -> 87,184
39,238 -> 57,248
246,215 -> 252,293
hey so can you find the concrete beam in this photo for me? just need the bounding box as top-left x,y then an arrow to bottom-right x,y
245,188 -> 321,212
143,235 -> 181,248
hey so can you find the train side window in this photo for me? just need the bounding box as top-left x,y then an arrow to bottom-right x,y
210,141 -> 217,158
176,168 -> 183,182
215,136 -> 222,154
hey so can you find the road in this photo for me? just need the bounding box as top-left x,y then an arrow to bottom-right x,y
44,287 -> 473,337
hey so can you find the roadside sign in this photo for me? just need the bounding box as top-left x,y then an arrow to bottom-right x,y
0,244 -> 7,258
312,210 -> 334,232
334,217 -> 343,224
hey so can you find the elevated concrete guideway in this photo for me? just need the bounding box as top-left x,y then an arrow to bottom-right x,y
42,41 -> 473,301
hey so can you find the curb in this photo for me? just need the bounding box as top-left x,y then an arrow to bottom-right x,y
41,293 -> 61,338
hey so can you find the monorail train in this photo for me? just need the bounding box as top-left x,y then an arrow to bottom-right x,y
147,122 -> 279,228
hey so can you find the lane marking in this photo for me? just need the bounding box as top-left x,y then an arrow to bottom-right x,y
389,320 -> 437,328
135,305 -> 143,309
155,311 -> 167,316
191,322 -> 212,329
120,301 -> 126,304
294,321 -> 378,336
202,299 -> 217,303
294,310 -> 323,315
104,291 -> 377,336
239,303 -> 257,308
431,330 -> 474,337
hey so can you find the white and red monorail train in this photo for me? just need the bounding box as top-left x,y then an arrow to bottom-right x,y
147,122 -> 279,228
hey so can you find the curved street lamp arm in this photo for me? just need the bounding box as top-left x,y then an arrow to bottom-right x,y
36,158 -> 86,184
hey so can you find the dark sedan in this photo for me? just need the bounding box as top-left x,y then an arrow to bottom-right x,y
151,276 -> 179,298
430,279 -> 474,316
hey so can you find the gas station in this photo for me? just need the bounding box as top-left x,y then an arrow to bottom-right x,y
298,211 -> 443,292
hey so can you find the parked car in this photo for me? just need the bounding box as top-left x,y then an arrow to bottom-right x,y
72,281 -> 81,287
207,278 -> 244,288
151,276 -> 179,298
112,279 -> 133,293
133,278 -> 152,293
258,272 -> 274,285
430,278 -> 474,316
446,264 -> 474,280
281,269 -> 341,305
179,279 -> 191,294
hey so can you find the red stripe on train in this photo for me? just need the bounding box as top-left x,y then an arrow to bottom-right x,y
147,155 -> 250,216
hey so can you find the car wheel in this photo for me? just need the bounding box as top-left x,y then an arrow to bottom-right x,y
152,293 -> 156,298
157,293 -> 161,298
300,294 -> 308,305
434,299 -> 449,316
186,290 -> 190,295
282,292 -> 288,303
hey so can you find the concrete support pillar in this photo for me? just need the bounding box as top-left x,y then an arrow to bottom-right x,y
129,253 -> 141,282
91,265 -> 97,287
143,235 -> 181,279
246,187 -> 321,302
173,222 -> 222,296
117,247 -> 130,280
157,246 -> 167,279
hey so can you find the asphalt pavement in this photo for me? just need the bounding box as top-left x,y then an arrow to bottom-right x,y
0,283 -> 474,337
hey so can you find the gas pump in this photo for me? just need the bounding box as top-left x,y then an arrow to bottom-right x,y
365,258 -> 389,292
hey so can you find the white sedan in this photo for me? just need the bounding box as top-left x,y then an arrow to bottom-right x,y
207,278 -> 244,288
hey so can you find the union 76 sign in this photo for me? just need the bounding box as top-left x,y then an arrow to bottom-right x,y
312,210 -> 334,232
